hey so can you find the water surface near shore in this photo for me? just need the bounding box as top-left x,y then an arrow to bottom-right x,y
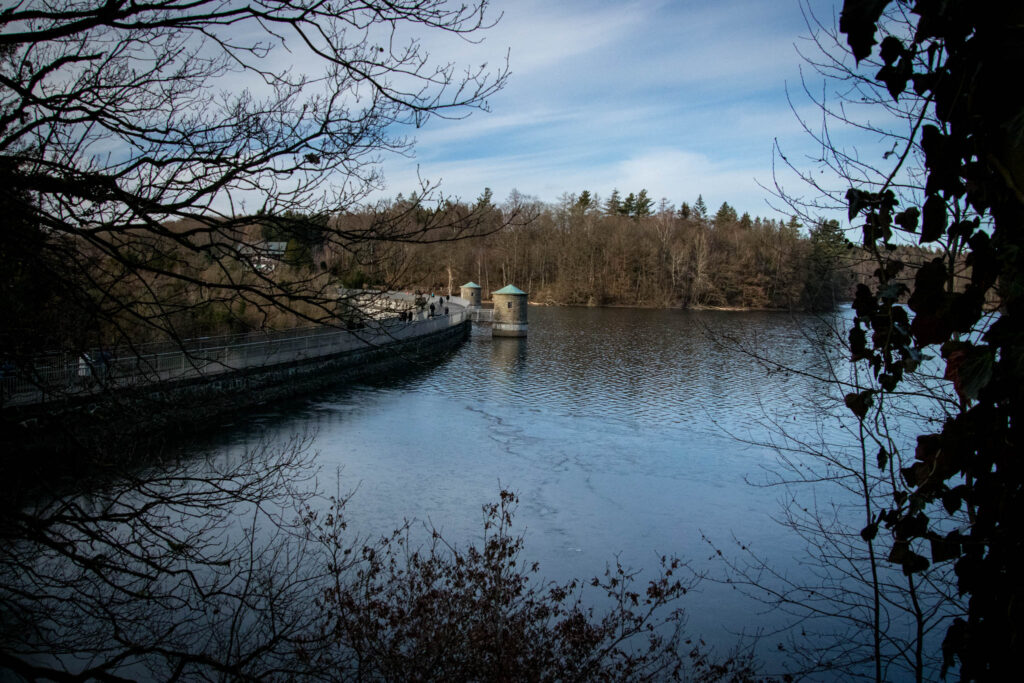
213,305 -> 853,665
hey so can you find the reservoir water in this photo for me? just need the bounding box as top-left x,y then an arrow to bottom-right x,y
208,306 -> 868,670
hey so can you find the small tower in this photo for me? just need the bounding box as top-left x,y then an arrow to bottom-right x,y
460,281 -> 482,308
491,284 -> 528,337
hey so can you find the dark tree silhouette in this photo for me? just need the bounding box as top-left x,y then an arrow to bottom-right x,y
771,1 -> 1022,679
0,2 -> 516,679
0,0 -> 513,365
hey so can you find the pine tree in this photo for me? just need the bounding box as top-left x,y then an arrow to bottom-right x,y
576,190 -> 593,211
621,193 -> 636,216
714,201 -> 738,227
693,195 -> 707,219
604,189 -> 622,215
634,189 -> 653,218
802,218 -> 848,311
475,187 -> 494,210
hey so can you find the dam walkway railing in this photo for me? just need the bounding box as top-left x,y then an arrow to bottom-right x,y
1,297 -> 468,409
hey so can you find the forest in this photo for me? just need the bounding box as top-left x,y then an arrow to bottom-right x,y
11,187 -> 952,348
391,190 -> 857,310
263,188 -> 947,319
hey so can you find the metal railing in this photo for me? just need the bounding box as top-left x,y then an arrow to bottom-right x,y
1,301 -> 467,408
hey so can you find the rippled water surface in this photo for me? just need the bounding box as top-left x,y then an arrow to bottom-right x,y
217,306 -> 855,666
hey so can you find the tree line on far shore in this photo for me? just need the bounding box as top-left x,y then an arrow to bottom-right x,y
4,185 -> 944,356
366,188 -> 939,313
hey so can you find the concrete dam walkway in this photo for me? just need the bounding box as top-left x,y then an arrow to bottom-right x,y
1,293 -> 473,450
2,293 -> 471,409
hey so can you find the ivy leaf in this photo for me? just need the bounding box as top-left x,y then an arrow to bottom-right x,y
849,325 -> 870,362
895,207 -> 920,232
877,446 -> 889,469
907,258 -> 947,315
888,541 -> 930,575
840,0 -> 889,61
942,486 -> 965,515
949,218 -> 978,241
846,187 -> 868,221
879,36 -> 904,65
943,344 -> 994,403
884,259 -> 906,280
902,549 -> 930,575
920,195 -> 947,242
912,71 -> 936,96
852,283 -> 877,319
942,619 -> 967,677
845,389 -> 875,419
902,462 -> 928,487
876,54 -> 912,100
929,532 -> 961,563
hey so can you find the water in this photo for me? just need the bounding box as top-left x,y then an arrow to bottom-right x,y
209,306 -> 861,668
6,303 -> 959,680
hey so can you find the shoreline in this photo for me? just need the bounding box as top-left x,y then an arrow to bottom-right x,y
510,300 -> 847,313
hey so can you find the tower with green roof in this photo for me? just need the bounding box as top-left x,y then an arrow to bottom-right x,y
492,284 -> 528,337
460,281 -> 482,308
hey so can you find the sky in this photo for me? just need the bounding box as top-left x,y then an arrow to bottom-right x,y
373,0 -> 854,219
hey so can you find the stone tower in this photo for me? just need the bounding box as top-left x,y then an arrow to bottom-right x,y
460,281 -> 482,308
491,284 -> 528,337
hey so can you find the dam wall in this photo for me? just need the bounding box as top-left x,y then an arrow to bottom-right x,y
2,315 -> 470,455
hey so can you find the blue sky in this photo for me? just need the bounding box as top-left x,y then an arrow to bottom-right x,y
376,0 -> 852,218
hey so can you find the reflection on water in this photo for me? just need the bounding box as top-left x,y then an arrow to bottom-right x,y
204,305 -> 870,671
489,335 -> 528,379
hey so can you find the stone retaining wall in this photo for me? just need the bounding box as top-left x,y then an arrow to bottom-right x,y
3,320 -> 470,457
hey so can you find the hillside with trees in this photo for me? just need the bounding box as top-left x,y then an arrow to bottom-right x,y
6,177 -> 947,353
381,189 -> 947,313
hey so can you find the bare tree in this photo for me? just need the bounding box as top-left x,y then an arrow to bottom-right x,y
307,489 -> 759,682
0,0 -> 513,364
1,441 -> 759,681
0,433 -> 331,680
739,2 -> 1023,678
703,316 -> 965,681
1,3 -> 518,679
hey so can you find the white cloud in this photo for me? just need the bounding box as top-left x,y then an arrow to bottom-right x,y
493,0 -> 656,75
361,0 -> 862,222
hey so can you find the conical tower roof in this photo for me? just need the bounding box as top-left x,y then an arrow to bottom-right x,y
493,284 -> 526,295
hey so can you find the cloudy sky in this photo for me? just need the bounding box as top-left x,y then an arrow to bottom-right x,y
375,0 -> 856,218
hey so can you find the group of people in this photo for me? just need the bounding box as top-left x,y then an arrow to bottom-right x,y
399,292 -> 452,321
427,293 -> 451,318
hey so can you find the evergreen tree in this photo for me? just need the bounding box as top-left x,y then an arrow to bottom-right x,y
677,202 -> 692,220
621,193 -> 636,216
802,219 -> 848,311
634,189 -> 653,218
475,187 -> 494,210
576,190 -> 593,211
604,189 -> 622,216
713,202 -> 738,227
693,194 -> 707,219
